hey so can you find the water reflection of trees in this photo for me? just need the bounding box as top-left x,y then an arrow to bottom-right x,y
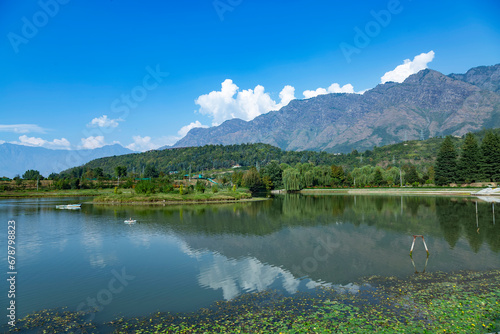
435,199 -> 500,253
91,195 -> 500,253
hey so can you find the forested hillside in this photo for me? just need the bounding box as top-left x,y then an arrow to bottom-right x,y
61,128 -> 500,178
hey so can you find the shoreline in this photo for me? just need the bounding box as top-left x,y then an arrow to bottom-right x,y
2,187 -> 495,200
298,188 -> 483,197
92,197 -> 268,206
0,191 -> 101,198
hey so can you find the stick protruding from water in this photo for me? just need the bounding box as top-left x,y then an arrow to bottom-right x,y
410,235 -> 429,257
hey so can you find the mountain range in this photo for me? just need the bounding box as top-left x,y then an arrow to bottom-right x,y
0,143 -> 133,178
173,64 -> 500,153
4,64 -> 500,178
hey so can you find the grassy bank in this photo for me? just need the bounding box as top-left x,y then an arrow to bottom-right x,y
12,269 -> 500,333
93,189 -> 254,205
1,186 -> 488,199
0,188 -> 256,204
0,188 -> 108,198
300,187 -> 485,197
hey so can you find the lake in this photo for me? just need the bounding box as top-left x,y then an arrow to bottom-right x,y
1,194 -> 499,326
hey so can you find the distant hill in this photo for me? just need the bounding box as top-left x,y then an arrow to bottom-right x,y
0,143 -> 133,178
60,128 -> 500,176
173,64 -> 500,153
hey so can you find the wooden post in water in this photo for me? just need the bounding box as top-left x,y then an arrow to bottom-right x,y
493,203 -> 495,225
476,201 -> 480,233
410,235 -> 429,257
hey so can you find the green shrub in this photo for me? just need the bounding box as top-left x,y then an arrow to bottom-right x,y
122,179 -> 134,189
135,180 -> 157,194
80,181 -> 91,189
159,183 -> 174,193
54,179 -> 70,190
195,180 -> 206,193
0,184 -> 12,191
70,178 -> 80,190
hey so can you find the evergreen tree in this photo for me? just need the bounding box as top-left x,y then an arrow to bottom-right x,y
457,132 -> 481,182
480,131 -> 500,182
434,136 -> 457,185
331,165 -> 345,186
404,165 -> 420,184
372,168 -> 384,186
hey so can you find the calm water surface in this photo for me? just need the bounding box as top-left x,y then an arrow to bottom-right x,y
1,194 -> 499,325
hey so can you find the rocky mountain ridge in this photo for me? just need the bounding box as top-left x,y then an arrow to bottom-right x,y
173,64 -> 500,153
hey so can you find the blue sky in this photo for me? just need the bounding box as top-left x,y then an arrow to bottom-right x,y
1,0 -> 499,151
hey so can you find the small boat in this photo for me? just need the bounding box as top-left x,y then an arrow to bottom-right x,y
124,218 -> 136,224
56,204 -> 81,210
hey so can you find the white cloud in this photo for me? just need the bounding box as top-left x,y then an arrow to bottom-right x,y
177,121 -> 209,137
126,120 -> 210,151
88,115 -> 122,128
126,136 -> 156,151
80,136 -> 106,149
195,79 -> 296,126
0,124 -> 47,133
126,135 -> 175,152
279,85 -> 296,106
12,135 -> 71,149
0,140 -> 5,144
303,83 -> 356,99
381,50 -> 435,84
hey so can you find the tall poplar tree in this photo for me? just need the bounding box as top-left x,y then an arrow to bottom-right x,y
480,131 -> 500,181
457,132 -> 481,182
435,136 -> 457,185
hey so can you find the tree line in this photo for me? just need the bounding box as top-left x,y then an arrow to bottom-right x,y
4,130 -> 500,192
435,132 -> 500,185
